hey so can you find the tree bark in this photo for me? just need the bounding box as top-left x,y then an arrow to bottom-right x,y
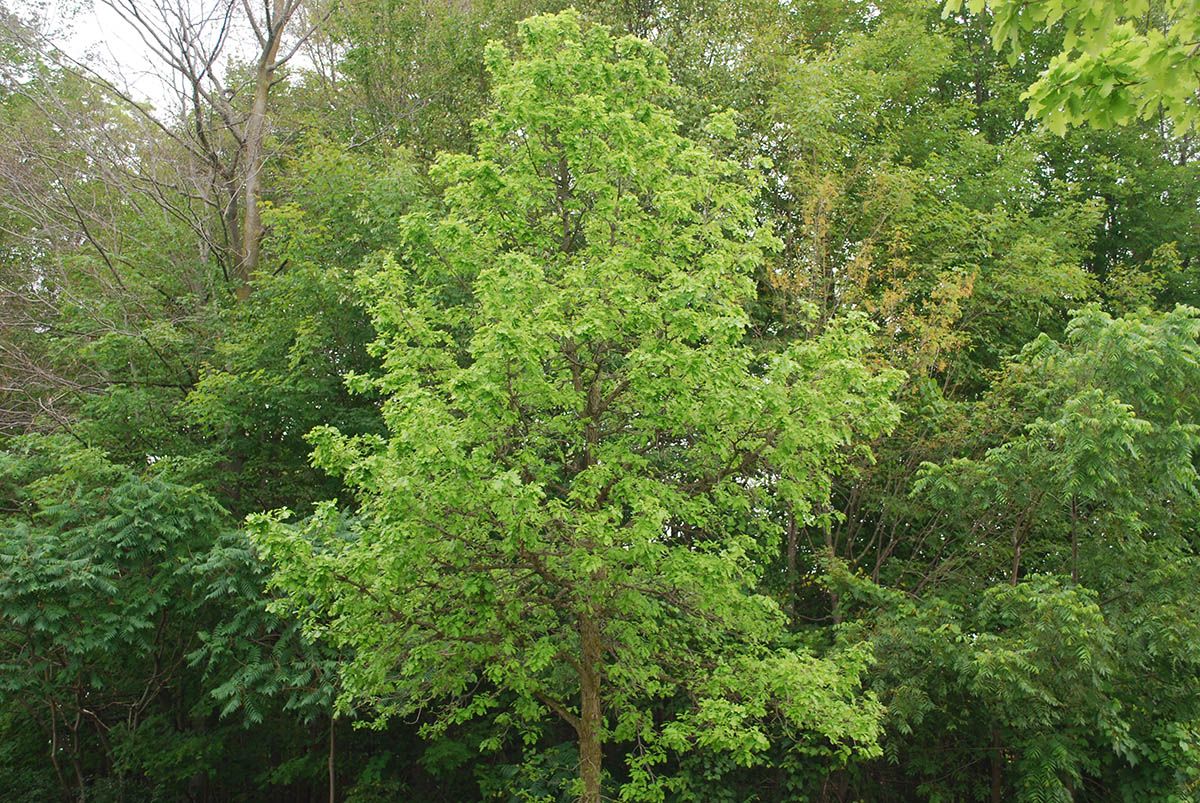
223,172 -> 243,281
47,700 -> 70,799
785,509 -> 798,625
238,0 -> 286,299
1010,536 -> 1021,587
328,714 -> 336,803
578,612 -> 603,803
823,514 -> 842,625
1070,496 -> 1079,583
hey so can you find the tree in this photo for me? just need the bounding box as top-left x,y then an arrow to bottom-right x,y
6,0 -> 327,296
184,139 -> 413,514
254,12 -> 902,801
92,0 -> 325,296
0,8 -> 222,439
887,304 -> 1200,800
947,0 -> 1200,134
0,437 -> 232,799
321,0 -> 559,157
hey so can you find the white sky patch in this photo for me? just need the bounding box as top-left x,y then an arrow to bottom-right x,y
65,1 -> 177,108
12,0 -> 267,116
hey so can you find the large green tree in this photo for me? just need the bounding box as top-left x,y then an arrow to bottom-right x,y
255,12 -> 902,801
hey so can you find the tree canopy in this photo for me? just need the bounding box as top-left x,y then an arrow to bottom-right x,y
253,14 -> 900,800
2,0 -> 1199,800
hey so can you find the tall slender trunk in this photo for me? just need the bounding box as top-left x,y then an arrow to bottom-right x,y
1070,496 -> 1079,583
785,509 -> 798,625
578,612 -> 603,803
1010,494 -> 1040,587
48,700 -> 69,799
328,715 -> 336,803
1010,537 -> 1021,587
239,0 -> 286,299
823,515 -> 841,625
69,715 -> 85,802
222,173 -> 243,282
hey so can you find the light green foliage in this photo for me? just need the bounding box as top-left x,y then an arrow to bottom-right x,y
4,0 -> 1200,798
758,0 -> 1104,391
948,0 -> 1200,133
254,12 -> 902,798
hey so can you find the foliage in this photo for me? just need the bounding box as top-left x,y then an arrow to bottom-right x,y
2,0 -> 1200,799
0,438 -> 230,798
254,12 -> 901,800
950,0 -> 1200,134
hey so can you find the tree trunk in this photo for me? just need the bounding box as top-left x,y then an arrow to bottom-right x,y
1010,536 -> 1021,587
1070,496 -> 1079,583
48,701 -> 70,799
68,705 -> 86,802
328,715 -> 336,803
222,173 -> 243,282
823,515 -> 841,625
238,0 -> 286,299
578,612 -> 603,803
785,509 -> 798,625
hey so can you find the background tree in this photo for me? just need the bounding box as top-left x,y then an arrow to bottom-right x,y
952,0 -> 1200,134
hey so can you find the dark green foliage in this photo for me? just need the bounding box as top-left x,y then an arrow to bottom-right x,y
184,142 -> 416,514
0,438 -> 229,799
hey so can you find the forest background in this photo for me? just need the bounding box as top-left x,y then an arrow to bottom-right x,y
1,0 -> 1199,801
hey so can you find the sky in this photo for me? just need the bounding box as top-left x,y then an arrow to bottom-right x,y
15,0 -> 261,112
69,2 -> 173,106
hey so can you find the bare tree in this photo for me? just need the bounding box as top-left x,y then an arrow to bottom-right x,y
0,0 -> 327,432
98,0 -> 327,296
4,0 -> 327,290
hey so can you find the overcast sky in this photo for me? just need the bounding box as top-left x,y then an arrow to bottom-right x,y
15,0 -> 260,112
